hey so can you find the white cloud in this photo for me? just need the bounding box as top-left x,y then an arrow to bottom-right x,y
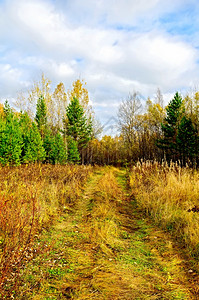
0,63 -> 28,97
0,0 -> 199,123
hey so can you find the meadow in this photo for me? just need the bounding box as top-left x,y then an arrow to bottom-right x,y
0,163 -> 199,299
129,161 -> 199,258
0,164 -> 92,298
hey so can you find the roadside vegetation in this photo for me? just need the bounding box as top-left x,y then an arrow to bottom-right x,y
129,161 -> 199,260
1,166 -> 199,299
0,164 -> 92,298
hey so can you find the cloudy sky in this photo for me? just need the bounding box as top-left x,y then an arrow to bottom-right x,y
1,0 -> 199,127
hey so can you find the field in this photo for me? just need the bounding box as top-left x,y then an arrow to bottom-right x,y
1,164 -> 199,299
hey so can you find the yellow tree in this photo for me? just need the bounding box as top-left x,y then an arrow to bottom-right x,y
17,74 -> 68,132
28,74 -> 54,126
184,91 -> 199,130
0,103 -> 4,117
145,98 -> 165,135
68,79 -> 89,109
17,73 -> 52,122
67,78 -> 101,140
52,82 -> 68,131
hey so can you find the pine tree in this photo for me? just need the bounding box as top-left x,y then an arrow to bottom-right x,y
35,95 -> 47,138
52,133 -> 67,164
0,102 -> 23,165
177,115 -> 197,165
157,92 -> 183,160
20,113 -> 46,163
64,97 -> 92,163
67,137 -> 80,163
43,130 -> 67,164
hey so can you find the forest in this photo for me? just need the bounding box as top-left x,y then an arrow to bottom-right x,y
1,75 -> 199,167
1,76 -> 199,299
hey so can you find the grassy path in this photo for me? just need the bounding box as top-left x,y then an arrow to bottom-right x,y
18,167 -> 199,299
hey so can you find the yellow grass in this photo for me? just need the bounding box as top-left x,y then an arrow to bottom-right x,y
0,164 -> 92,297
129,161 -> 199,259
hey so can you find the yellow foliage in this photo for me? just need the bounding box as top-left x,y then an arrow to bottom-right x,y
68,79 -> 89,109
0,103 -> 4,116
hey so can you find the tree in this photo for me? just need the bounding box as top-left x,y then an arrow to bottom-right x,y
43,130 -> 55,164
52,133 -> 67,164
68,79 -> 89,109
64,97 -> 92,163
177,115 -> 197,165
118,92 -> 142,162
67,79 -> 100,138
67,137 -> 80,163
157,92 -> 183,161
20,113 -> 46,163
35,95 -> 47,138
52,82 -> 68,132
43,130 -> 67,164
0,102 -> 23,166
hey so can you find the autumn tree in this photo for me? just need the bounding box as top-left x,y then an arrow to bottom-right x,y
67,79 -> 101,138
52,82 -> 68,132
68,79 -> 89,109
118,92 -> 142,162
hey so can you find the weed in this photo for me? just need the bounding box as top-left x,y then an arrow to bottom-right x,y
129,161 -> 199,261
0,163 -> 92,298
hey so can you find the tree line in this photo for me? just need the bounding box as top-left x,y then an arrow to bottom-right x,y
1,75 -> 199,166
87,90 -> 199,166
0,77 -> 93,165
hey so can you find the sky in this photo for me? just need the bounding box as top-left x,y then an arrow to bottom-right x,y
1,0 -> 199,131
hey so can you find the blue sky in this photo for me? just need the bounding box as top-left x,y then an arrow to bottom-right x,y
1,0 -> 199,127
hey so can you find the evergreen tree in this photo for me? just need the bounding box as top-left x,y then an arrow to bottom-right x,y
64,97 -> 92,162
0,102 -> 23,165
67,137 -> 80,163
157,92 -> 183,160
20,113 -> 46,163
52,133 -> 67,164
177,115 -> 197,165
43,130 -> 67,164
35,95 -> 47,138
43,129 -> 55,164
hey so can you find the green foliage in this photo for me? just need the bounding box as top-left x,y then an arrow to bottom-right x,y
43,129 -> 54,163
19,113 -> 46,163
43,130 -> 67,164
53,133 -> 67,164
65,97 -> 92,151
35,95 -> 47,137
67,137 -> 80,163
157,92 -> 199,164
3,100 -> 12,117
177,115 -> 197,163
157,92 -> 183,160
0,102 -> 23,166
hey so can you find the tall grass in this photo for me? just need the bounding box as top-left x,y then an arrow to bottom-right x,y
86,168 -> 123,251
129,161 -> 199,260
0,164 -> 92,298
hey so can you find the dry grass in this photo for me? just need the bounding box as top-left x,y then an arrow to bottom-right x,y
129,161 -> 199,260
0,164 -> 92,298
1,164 -> 197,299
85,169 -> 123,250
